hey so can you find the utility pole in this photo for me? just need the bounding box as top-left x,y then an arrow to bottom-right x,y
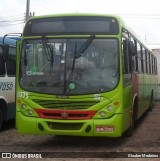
26,0 -> 30,22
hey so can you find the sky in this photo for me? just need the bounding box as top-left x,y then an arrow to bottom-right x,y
0,0 -> 160,49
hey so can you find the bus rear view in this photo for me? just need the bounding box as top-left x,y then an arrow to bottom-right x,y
16,14 -> 156,137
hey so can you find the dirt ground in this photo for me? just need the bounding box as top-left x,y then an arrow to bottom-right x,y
0,102 -> 160,161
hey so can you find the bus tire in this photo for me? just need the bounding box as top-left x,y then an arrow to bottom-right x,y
0,107 -> 3,131
124,112 -> 134,137
124,98 -> 138,137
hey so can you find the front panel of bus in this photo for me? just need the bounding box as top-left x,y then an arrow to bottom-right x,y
16,15 -> 130,137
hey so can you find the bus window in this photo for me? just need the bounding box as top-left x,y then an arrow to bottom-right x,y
137,43 -> 142,73
151,54 -> 154,74
149,53 -> 151,74
122,37 -> 130,74
146,50 -> 150,74
6,46 -> 16,76
122,37 -> 131,85
142,47 -> 146,73
0,46 -> 5,76
37,46 -> 45,71
155,57 -> 157,74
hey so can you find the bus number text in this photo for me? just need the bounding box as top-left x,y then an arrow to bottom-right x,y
0,82 -> 13,91
17,92 -> 29,98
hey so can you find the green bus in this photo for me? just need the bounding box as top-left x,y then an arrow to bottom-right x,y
15,14 -> 157,137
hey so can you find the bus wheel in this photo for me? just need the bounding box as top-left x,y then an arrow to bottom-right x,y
124,111 -> 134,137
124,99 -> 137,137
0,108 -> 3,131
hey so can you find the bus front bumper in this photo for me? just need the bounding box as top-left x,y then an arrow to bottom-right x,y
16,112 -> 123,137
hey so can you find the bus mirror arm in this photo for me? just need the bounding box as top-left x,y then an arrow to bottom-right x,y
3,44 -> 9,62
129,41 -> 136,56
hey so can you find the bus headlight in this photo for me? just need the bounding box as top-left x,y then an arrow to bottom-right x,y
99,111 -> 107,117
28,109 -> 33,115
19,101 -> 38,117
107,105 -> 113,111
93,100 -> 120,119
21,103 -> 26,109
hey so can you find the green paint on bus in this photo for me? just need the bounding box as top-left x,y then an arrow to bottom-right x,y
15,14 -> 158,137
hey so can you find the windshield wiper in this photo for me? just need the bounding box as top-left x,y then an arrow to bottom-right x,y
42,35 -> 54,65
71,35 -> 95,73
42,35 -> 54,75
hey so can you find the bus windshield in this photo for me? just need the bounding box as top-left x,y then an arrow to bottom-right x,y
20,38 -> 119,95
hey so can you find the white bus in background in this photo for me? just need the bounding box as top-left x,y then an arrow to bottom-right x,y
0,35 -> 19,130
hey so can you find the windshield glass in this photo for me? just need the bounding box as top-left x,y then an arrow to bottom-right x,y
20,38 -> 119,95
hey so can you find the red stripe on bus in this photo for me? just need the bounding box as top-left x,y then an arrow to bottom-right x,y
35,109 -> 96,120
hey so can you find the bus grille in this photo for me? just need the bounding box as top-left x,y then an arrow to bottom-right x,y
33,99 -> 99,110
35,109 -> 96,120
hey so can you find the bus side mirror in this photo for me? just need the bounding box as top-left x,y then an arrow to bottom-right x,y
129,41 -> 136,56
3,44 -> 9,62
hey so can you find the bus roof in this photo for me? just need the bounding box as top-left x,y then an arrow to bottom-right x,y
0,36 -> 20,46
28,13 -> 121,20
25,13 -> 153,53
24,13 -> 137,38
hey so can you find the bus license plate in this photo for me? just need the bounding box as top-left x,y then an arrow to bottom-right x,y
96,126 -> 114,132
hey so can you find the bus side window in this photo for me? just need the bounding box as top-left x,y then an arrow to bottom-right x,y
6,46 -> 16,76
142,46 -> 145,73
122,36 -> 132,85
137,43 -> 142,73
122,37 -> 130,74
129,37 -> 137,72
0,46 -> 5,76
